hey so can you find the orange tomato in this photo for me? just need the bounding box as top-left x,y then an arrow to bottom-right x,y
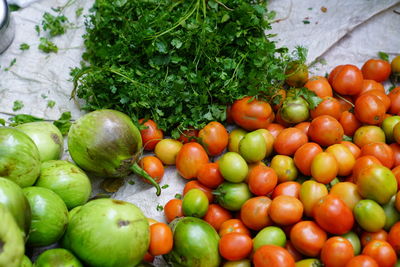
252,245 -> 295,267
149,222 -> 173,256
341,140 -> 361,159
308,115 -> 344,147
164,198 -> 183,223
294,121 -> 311,135
361,229 -> 388,247
321,236 -> 354,267
339,111 -> 362,137
361,59 -> 391,82
197,162 -> 224,189
203,204 -> 232,231
198,121 -> 229,156
240,196 -> 273,231
354,94 -> 386,125
330,182 -> 362,210
219,233 -> 253,261
329,64 -> 363,95
310,97 -> 342,120
139,119 -> 163,151
362,240 -> 397,267
175,142 -> 209,179
139,156 -> 164,184
360,142 -> 394,169
345,255 -> 378,267
219,219 -> 251,237
294,142 -> 323,176
353,125 -> 386,148
269,195 -> 303,226
311,152 -> 338,184
272,181 -> 301,199
352,155 -> 382,183
304,76 -> 333,98
326,144 -> 356,176
266,123 -> 285,139
248,165 -> 278,196
388,87 -> 400,114
290,221 -> 327,257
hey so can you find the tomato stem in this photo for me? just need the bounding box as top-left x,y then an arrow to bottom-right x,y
130,162 -> 161,196
334,92 -> 355,108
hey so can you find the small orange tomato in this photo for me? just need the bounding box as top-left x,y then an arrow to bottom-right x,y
139,156 -> 164,184
240,196 -> 273,231
139,119 -> 163,151
219,219 -> 252,237
362,240 -> 397,267
198,121 -> 229,156
203,204 -> 232,231
361,59 -> 392,82
197,162 -> 224,189
175,142 -> 209,179
248,165 -> 278,196
219,232 -> 253,261
269,195 -> 303,226
341,141 -> 361,159
149,222 -> 173,256
164,199 -> 183,223
294,142 -> 323,176
274,127 -> 308,156
304,76 -> 333,98
361,229 -> 388,247
272,181 -> 301,199
321,236 -> 354,267
339,111 -> 362,137
310,96 -> 342,120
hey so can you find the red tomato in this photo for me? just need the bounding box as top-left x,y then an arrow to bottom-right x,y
272,181 -> 301,199
340,111 -> 362,137
362,240 -> 397,267
253,245 -> 295,267
183,180 -> 214,203
354,94 -> 386,125
285,241 -> 303,262
310,96 -> 342,120
139,156 -> 164,184
266,123 -> 285,139
231,96 -> 274,131
329,64 -> 363,95
361,59 -> 391,82
274,127 -> 308,156
149,222 -> 173,256
139,119 -> 163,151
357,79 -> 386,97
240,196 -> 272,231
290,221 -> 327,257
321,236 -> 354,267
387,222 -> 400,254
198,121 -> 229,156
294,121 -> 310,135
352,155 -> 382,183
304,76 -> 333,98
360,142 -> 394,169
177,128 -> 199,143
197,162 -> 224,189
362,90 -> 391,112
219,219 -> 251,237
361,229 -> 388,247
337,95 -> 355,112
143,252 -> 154,263
176,142 -> 209,179
390,143 -> 400,167
308,115 -> 344,147
248,165 -> 278,196
388,87 -> 400,114
341,140 -> 361,159
345,255 -> 379,267
203,204 -> 232,231
312,194 -> 354,235
269,195 -> 303,226
392,165 -> 400,190
326,144 -> 356,176
164,199 -> 183,223
219,232 -> 253,261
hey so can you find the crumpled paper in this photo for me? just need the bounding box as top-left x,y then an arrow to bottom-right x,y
1,0 -> 400,265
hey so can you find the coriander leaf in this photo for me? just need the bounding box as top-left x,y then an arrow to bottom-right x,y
302,20 -> 310,24
20,43 -> 30,51
295,87 -> 322,109
156,204 -> 163,211
53,111 -> 72,135
378,51 -> 389,62
35,25 -> 41,35
161,184 -> 169,189
174,193 -> 182,199
343,135 -> 352,142
38,37 -> 58,53
12,100 -> 24,111
41,12 -> 69,37
9,114 -> 44,126
76,7 -> 84,17
4,58 -> 16,71
9,4 -> 20,12
0,119 -> 5,126
47,100 -> 56,108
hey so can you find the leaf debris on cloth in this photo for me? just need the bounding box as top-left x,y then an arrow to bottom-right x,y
71,0 -> 296,138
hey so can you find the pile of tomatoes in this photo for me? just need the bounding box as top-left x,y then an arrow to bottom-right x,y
138,55 -> 400,267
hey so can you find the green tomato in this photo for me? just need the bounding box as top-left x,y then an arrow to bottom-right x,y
214,182 -> 252,211
270,155 -> 298,183
182,189 -> 209,218
34,248 -> 82,267
341,231 -> 361,255
218,152 -> 248,183
354,199 -> 386,232
20,255 -> 32,267
253,226 -> 286,251
254,129 -> 274,158
279,97 -> 310,124
381,116 -> 400,143
383,195 -> 400,231
228,129 -> 247,153
239,131 -> 267,163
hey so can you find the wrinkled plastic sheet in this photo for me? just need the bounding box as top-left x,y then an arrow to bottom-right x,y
1,0 -> 400,265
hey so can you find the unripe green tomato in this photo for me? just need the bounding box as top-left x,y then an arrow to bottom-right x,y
239,131 -> 267,163
218,152 -> 248,183
182,189 -> 209,218
270,155 -> 298,183
382,116 -> 400,143
253,226 -> 286,251
354,199 -> 386,232
228,129 -> 247,153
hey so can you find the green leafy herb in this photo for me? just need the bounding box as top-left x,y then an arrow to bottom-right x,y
72,0 -> 292,138
4,58 -> 17,71
161,184 -> 169,189
343,135 -> 353,142
53,111 -> 72,135
128,180 -> 135,185
9,114 -> 44,126
291,87 -> 322,109
35,25 -> 41,35
41,12 -> 69,37
156,204 -> 163,211
12,100 -> 24,112
378,51 -> 389,62
19,43 -> 30,51
47,100 -> 56,108
0,119 -> 5,126
38,37 -> 58,53
76,7 -> 84,17
174,193 -> 182,199
9,4 -> 20,12
302,20 -> 311,24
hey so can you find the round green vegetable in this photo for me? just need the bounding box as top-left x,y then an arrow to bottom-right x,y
253,226 -> 287,251
34,248 -> 82,267
354,199 -> 386,232
164,217 -> 221,267
67,109 -> 161,195
182,189 -> 209,218
35,160 -> 92,210
214,182 -> 252,211
20,255 -> 32,267
23,187 -> 69,247
15,121 -> 63,162
218,152 -> 248,183
0,127 -> 41,187
239,131 -> 267,163
62,198 -> 149,267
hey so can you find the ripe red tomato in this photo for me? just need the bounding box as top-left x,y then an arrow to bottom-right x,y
390,143 -> 400,168
329,64 -> 363,95
290,221 -> 327,257
139,156 -> 165,184
231,96 -> 274,131
183,180 -> 214,203
198,121 -> 229,156
321,236 -> 354,267
294,121 -> 310,135
304,76 -> 333,98
272,181 -> 301,199
308,115 -> 344,147
285,241 -> 303,262
219,232 -> 253,261
337,95 -> 355,112
219,219 -> 251,237
266,123 -> 285,139
139,119 -> 163,151
340,111 -> 362,137
361,229 -> 388,247
357,79 -> 386,97
197,162 -> 224,189
253,245 -> 295,267
269,195 -> 303,226
203,204 -> 232,231
345,255 -> 379,267
248,165 -> 278,196
388,87 -> 400,114
360,142 -> 394,169
149,222 -> 173,256
362,90 -> 391,112
164,199 -> 183,223
177,128 -> 199,143
362,240 -> 397,267
274,127 -> 308,156
310,96 -> 342,120
354,94 -> 386,125
240,196 -> 272,231
176,142 -> 209,179
361,59 -> 391,82
352,155 -> 382,183
313,194 -> 354,235
387,222 -> 400,254
341,140 -> 361,159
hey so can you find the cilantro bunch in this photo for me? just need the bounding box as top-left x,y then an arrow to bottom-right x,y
72,0 -> 290,137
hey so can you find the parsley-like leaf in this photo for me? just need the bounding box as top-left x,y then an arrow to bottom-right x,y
38,37 -> 58,53
156,204 -> 163,211
42,12 -> 69,37
12,100 -> 24,111
53,111 -> 72,135
20,43 -> 30,51
9,114 -> 44,126
378,52 -> 389,62
47,100 -> 56,108
4,58 -> 16,71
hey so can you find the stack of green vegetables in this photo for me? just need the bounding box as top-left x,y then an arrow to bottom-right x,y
72,0 -> 293,137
